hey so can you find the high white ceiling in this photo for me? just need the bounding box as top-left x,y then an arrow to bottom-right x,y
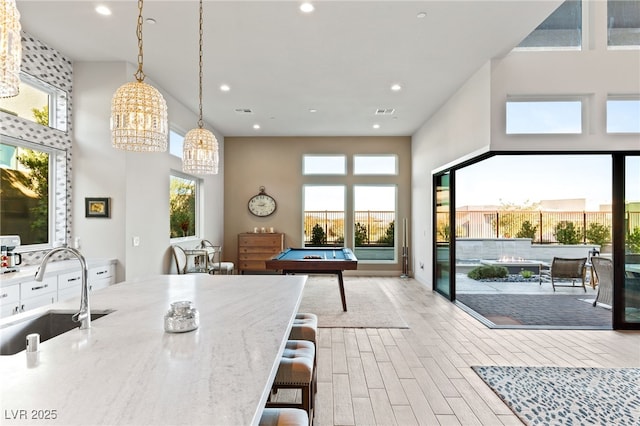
16,1 -> 562,137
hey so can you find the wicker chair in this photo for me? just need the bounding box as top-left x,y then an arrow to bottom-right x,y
590,257 -> 613,307
540,257 -> 587,292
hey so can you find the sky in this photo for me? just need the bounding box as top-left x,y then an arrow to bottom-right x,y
456,155 -> 640,210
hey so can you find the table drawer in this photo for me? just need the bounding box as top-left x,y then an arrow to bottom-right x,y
238,235 -> 283,247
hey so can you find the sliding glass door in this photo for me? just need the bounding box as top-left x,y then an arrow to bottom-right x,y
434,172 -> 453,298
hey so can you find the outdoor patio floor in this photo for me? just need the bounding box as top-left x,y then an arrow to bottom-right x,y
455,273 -> 613,329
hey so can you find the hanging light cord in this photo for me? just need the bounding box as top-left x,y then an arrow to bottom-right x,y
134,0 -> 146,82
197,0 -> 204,129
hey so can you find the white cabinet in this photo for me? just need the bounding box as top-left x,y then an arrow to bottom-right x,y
58,270 -> 83,302
20,277 -> 57,312
0,259 -> 116,317
89,264 -> 114,292
0,284 -> 20,318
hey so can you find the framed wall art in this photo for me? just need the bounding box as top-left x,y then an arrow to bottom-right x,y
85,197 -> 110,218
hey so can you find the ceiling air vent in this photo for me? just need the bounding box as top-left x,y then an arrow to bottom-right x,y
234,108 -> 253,114
375,108 -> 395,115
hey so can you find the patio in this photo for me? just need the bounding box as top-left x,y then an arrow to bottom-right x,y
455,272 -> 613,329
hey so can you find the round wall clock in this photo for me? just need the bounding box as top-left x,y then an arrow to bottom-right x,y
248,186 -> 277,217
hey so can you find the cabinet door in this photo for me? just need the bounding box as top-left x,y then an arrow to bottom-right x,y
20,292 -> 57,312
89,264 -> 115,291
0,284 -> 20,318
21,277 -> 57,302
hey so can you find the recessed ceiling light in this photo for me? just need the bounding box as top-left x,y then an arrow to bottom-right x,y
373,124 -> 380,129
95,5 -> 112,16
309,108 -> 317,113
145,17 -> 156,24
253,124 -> 261,130
417,12 -> 427,19
391,83 -> 402,92
220,84 -> 230,92
300,2 -> 314,13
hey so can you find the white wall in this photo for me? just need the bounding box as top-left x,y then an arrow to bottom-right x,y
411,63 -> 492,286
411,1 -> 640,289
73,62 -> 224,282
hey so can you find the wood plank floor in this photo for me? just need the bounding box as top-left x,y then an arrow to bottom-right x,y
283,277 -> 640,425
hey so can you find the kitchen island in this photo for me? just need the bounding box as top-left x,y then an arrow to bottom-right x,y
0,274 -> 306,425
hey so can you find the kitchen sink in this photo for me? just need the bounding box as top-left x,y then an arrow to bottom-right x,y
0,310 -> 113,355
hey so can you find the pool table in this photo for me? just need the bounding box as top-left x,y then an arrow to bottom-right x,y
265,247 -> 358,311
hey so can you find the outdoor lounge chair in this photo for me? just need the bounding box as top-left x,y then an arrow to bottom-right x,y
590,257 -> 613,307
540,257 -> 587,292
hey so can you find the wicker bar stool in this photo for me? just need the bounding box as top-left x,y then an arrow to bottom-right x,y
259,408 -> 309,426
266,340 -> 315,421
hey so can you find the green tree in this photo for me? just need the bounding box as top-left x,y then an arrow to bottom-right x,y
554,221 -> 583,245
169,178 -> 195,238
586,223 -> 611,246
516,220 -> 538,240
32,105 -> 49,126
310,224 -> 326,245
16,148 -> 49,243
377,220 -> 394,246
627,227 -> 640,253
354,222 -> 368,246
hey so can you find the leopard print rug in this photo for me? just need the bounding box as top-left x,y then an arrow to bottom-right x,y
472,366 -> 640,425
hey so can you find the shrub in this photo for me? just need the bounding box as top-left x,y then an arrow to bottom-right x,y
586,223 -> 611,246
377,220 -> 394,246
354,222 -> 368,246
628,227 -> 640,254
468,265 -> 508,280
520,270 -> 533,279
310,224 -> 326,245
554,221 -> 583,245
516,220 -> 538,240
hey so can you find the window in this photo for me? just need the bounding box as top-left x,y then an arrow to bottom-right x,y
0,137 -> 65,246
303,155 -> 346,175
515,0 -> 582,50
353,155 -> 397,175
304,186 -> 345,246
607,98 -> 640,133
169,129 -> 185,158
0,72 -> 68,132
506,100 -> 583,134
353,185 -> 396,261
170,172 -> 199,239
608,0 -> 640,48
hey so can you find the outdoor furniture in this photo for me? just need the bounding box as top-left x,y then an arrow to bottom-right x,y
540,257 -> 587,292
590,257 -> 613,307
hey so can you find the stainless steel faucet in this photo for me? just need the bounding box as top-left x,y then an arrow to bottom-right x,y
35,246 -> 91,330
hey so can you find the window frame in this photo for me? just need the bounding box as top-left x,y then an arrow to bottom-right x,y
169,170 -> 202,243
302,154 -> 347,175
0,71 -> 68,132
505,98 -> 584,135
0,135 -> 66,249
353,154 -> 398,176
606,96 -> 640,134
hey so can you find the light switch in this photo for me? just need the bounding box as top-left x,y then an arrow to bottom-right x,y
133,236 -> 140,247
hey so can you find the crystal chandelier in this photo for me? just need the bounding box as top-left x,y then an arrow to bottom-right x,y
183,0 -> 218,174
0,0 -> 22,98
111,0 -> 168,152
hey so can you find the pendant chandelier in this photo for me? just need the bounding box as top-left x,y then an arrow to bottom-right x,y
0,0 -> 22,98
111,0 -> 168,152
183,0 -> 218,174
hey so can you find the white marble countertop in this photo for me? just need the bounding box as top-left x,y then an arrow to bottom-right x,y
0,259 -> 117,287
0,274 -> 307,425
